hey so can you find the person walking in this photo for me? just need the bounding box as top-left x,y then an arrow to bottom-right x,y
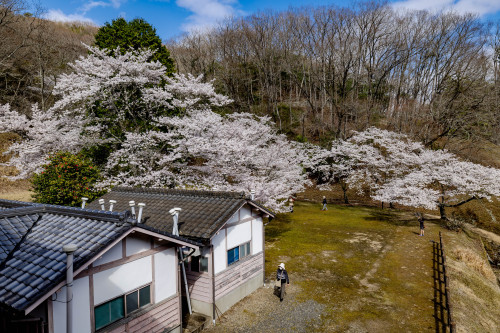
418,214 -> 425,236
321,196 -> 328,211
289,197 -> 294,213
276,263 -> 290,302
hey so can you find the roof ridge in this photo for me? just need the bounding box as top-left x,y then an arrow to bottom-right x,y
0,214 -> 43,272
112,186 -> 246,199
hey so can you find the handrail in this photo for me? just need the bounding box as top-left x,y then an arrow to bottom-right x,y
440,231 -> 455,333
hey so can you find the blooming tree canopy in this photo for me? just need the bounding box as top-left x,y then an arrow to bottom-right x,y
0,46 -> 308,211
315,127 -> 500,218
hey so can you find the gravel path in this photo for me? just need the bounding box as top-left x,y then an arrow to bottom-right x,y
203,283 -> 324,333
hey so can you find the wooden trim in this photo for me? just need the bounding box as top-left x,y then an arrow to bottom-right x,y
211,245 -> 216,321
222,216 -> 255,229
250,219 -> 253,254
151,252 -> 155,304
76,245 -> 171,279
89,274 -> 95,333
133,227 -> 199,249
122,239 -> 126,259
224,227 -> 228,269
47,298 -> 54,333
176,248 -> 181,327
262,219 -> 265,284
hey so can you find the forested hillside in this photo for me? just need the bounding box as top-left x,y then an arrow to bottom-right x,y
168,3 -> 500,155
0,0 -> 96,114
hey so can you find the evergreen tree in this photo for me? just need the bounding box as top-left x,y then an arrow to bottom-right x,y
95,17 -> 175,75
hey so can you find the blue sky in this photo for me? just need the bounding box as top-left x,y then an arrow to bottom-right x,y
41,0 -> 500,41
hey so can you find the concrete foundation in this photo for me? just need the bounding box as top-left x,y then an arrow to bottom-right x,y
190,272 -> 263,320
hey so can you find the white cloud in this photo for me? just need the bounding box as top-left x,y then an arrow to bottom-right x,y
392,0 -> 500,16
43,9 -> 96,24
176,0 -> 241,33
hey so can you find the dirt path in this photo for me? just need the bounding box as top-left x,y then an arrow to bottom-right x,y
204,203 -> 441,332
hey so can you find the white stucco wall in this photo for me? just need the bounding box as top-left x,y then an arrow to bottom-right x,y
93,240 -> 122,267
126,234 -> 151,256
52,276 -> 91,333
227,212 -> 238,223
251,218 -> 263,254
154,248 -> 177,302
212,231 -> 226,274
226,222 -> 251,249
93,256 -> 152,305
239,205 -> 252,220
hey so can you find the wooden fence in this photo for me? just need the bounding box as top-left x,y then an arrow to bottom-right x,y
439,231 -> 455,333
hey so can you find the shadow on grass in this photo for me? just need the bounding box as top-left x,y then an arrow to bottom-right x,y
265,213 -> 293,242
362,209 -> 416,227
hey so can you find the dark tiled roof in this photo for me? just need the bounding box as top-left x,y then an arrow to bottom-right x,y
0,205 -> 132,312
0,199 -> 38,210
89,187 -> 274,241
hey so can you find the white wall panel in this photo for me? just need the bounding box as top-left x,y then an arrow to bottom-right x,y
93,240 -> 122,267
53,276 -> 91,333
154,248 -> 177,302
126,234 -> 151,256
227,212 -> 238,223
239,205 -> 252,220
252,218 -> 263,254
93,256 -> 152,305
226,222 -> 251,249
212,231 -> 226,274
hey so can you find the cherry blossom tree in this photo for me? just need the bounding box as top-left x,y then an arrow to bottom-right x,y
316,127 -> 500,219
0,46 -> 308,211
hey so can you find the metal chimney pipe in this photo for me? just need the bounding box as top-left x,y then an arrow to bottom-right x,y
62,244 -> 78,333
250,190 -> 255,200
99,199 -> 105,210
129,201 -> 136,217
169,207 -> 182,236
109,200 -> 117,212
137,203 -> 146,223
81,197 -> 88,209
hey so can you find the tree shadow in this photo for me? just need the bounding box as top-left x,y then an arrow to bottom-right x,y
265,213 -> 293,241
362,209 -> 415,227
432,240 -> 449,333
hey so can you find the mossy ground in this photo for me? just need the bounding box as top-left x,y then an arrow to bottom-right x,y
204,202 -> 442,332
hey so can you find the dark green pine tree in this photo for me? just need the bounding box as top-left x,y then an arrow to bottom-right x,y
94,17 -> 175,75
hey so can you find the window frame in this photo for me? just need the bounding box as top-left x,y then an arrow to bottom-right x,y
227,241 -> 251,266
190,255 -> 209,273
94,283 -> 152,331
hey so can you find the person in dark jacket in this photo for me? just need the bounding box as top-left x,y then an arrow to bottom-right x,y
418,214 -> 425,236
276,263 -> 290,302
322,196 -> 328,211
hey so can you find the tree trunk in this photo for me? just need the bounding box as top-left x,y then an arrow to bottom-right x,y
439,204 -> 448,220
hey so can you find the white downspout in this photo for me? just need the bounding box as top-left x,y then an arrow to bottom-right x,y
169,208 -> 192,314
62,244 -> 78,333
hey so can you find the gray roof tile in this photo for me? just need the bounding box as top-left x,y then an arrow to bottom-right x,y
89,187 -> 274,241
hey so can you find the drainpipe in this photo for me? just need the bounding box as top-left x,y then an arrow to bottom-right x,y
62,244 -> 78,333
109,200 -> 116,212
99,199 -> 105,211
169,208 -> 192,314
137,203 -> 146,223
81,197 -> 88,209
129,201 -> 136,217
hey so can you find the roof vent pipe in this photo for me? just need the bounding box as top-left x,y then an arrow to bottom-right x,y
250,190 -> 255,200
129,201 -> 136,217
98,199 -> 105,210
109,200 -> 116,212
62,244 -> 78,333
137,203 -> 146,223
169,207 -> 182,236
81,197 -> 88,209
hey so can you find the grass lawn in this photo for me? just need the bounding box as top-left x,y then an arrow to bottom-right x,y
264,201 -> 440,332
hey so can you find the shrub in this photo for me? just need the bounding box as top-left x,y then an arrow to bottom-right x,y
31,152 -> 105,206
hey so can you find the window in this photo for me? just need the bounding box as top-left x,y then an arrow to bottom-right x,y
94,285 -> 151,330
191,256 -> 209,273
227,242 -> 251,266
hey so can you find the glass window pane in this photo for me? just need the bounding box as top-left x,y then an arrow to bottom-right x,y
94,303 -> 110,330
246,242 -> 251,257
227,247 -> 239,265
139,285 -> 151,308
200,257 -> 208,272
126,291 -> 138,314
191,256 -> 200,272
110,297 -> 124,322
